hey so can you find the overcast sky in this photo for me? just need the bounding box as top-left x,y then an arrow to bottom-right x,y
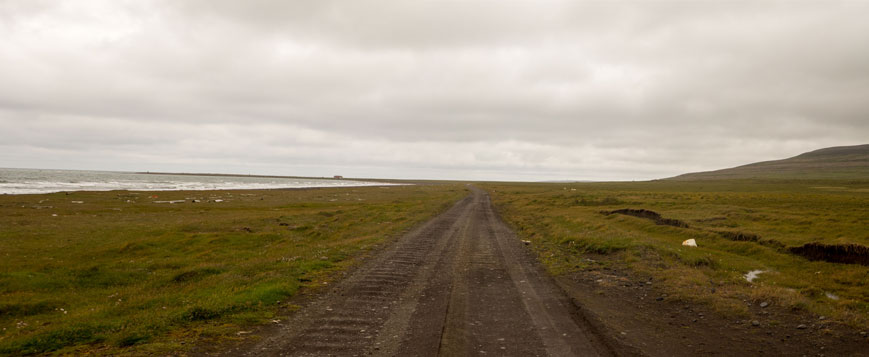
1,1 -> 867,181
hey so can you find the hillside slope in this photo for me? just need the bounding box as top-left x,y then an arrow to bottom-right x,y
669,144 -> 869,180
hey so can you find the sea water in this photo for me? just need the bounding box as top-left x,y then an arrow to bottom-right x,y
0,168 -> 390,194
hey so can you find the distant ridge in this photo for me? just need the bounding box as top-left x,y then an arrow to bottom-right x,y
668,144 -> 869,180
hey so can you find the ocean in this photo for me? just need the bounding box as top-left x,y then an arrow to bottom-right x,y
0,168 -> 390,195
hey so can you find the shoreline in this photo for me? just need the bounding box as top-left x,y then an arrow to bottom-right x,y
1,168 -> 407,195
135,171 -> 342,180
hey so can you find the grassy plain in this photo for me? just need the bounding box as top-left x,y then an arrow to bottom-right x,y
0,184 -> 466,355
483,179 -> 869,326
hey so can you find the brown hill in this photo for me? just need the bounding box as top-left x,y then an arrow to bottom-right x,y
668,144 -> 869,180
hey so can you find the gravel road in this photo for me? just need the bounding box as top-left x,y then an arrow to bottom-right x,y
243,186 -> 616,356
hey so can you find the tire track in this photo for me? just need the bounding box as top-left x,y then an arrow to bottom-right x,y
239,187 -> 616,356
245,194 -> 474,356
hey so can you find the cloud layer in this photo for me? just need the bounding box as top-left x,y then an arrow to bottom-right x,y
1,0 -> 867,180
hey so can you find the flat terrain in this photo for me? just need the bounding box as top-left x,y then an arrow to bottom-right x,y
3,178 -> 868,355
0,185 -> 465,355
483,179 -> 869,354
231,187 -> 621,356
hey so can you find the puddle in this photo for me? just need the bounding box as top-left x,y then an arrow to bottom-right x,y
744,270 -> 765,282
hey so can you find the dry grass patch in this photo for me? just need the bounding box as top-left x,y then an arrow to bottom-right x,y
483,179 -> 869,328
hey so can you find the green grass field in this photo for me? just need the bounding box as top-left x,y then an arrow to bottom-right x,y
0,184 -> 466,355
483,179 -> 869,326
3,177 -> 867,354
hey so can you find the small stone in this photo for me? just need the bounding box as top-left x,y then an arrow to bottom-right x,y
760,301 -> 769,308
751,320 -> 760,327
859,331 -> 866,337
818,316 -> 826,320
797,324 -> 807,329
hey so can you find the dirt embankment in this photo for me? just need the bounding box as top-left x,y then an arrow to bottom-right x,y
714,231 -> 786,249
602,209 -> 689,228
605,208 -> 869,267
790,243 -> 869,266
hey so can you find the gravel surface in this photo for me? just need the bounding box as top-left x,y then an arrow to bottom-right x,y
240,187 -> 618,356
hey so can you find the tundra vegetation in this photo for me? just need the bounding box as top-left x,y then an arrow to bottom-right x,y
0,184 -> 465,355
483,179 -> 869,328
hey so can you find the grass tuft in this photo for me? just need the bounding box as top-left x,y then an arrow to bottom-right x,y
181,307 -> 223,322
3,324 -> 108,355
0,301 -> 58,317
171,267 -> 224,283
116,333 -> 150,347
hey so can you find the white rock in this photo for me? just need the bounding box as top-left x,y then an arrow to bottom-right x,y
682,239 -> 697,247
744,270 -> 765,282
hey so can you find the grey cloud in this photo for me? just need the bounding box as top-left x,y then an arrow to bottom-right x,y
1,0 -> 867,180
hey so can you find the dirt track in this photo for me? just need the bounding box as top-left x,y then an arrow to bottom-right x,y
242,186 -> 620,356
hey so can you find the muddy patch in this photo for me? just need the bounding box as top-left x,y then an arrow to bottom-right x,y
571,196 -> 625,206
718,231 -> 760,242
789,243 -> 869,266
602,209 -> 689,228
694,216 -> 727,223
715,231 -> 785,249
